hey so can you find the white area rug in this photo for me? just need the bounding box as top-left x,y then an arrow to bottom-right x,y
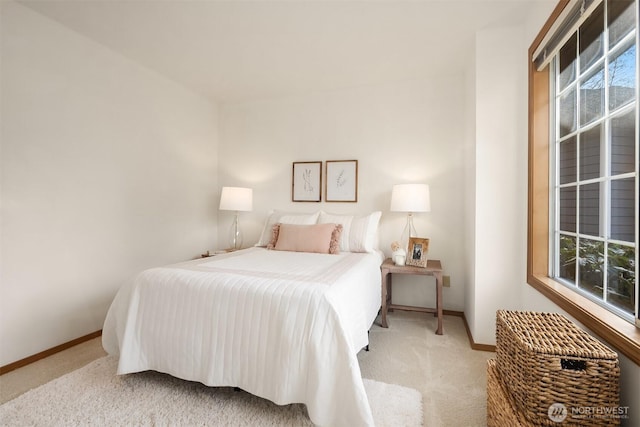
0,356 -> 422,426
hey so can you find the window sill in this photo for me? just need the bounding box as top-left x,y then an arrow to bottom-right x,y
528,273 -> 640,365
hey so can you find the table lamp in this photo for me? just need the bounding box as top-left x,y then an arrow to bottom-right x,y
219,186 -> 253,250
390,184 -> 431,252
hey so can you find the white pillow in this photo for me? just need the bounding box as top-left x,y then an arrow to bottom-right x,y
318,211 -> 381,253
317,212 -> 353,252
255,210 -> 320,247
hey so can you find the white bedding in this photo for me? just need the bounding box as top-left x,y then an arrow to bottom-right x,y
102,247 -> 383,426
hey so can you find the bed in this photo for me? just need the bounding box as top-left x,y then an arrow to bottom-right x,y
102,213 -> 383,426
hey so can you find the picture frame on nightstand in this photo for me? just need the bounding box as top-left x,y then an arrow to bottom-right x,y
406,237 -> 429,268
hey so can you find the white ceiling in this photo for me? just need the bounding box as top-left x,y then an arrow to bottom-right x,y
19,0 -> 551,103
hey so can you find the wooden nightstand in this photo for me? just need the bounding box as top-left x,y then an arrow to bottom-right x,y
380,258 -> 444,335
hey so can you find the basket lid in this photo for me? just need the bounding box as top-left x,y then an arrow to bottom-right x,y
496,310 -> 618,360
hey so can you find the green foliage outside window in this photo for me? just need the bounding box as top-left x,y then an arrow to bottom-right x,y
559,235 -> 635,314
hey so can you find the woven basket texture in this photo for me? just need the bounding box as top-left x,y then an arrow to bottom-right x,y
495,310 -> 620,426
487,359 -> 533,427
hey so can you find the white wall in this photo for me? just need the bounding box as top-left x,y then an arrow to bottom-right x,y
0,2 -> 219,366
219,78 -> 468,311
463,47 -> 478,338
467,25 -> 529,345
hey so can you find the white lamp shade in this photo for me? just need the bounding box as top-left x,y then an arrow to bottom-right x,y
390,184 -> 431,213
219,187 -> 253,211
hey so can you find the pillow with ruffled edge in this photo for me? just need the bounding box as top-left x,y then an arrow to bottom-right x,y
255,211 -> 320,247
267,223 -> 343,254
318,211 -> 381,253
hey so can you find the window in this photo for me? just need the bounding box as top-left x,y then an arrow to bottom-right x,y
552,0 -> 638,322
528,0 -> 640,365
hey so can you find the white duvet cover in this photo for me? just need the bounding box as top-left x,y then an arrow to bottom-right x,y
102,247 -> 383,426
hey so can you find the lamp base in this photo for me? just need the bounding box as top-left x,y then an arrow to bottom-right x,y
228,212 -> 243,250
400,212 -> 417,252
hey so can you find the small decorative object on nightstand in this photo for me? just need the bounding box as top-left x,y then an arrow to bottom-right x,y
390,241 -> 406,266
380,257 -> 444,335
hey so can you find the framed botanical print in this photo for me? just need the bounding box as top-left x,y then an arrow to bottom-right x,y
406,237 -> 429,268
292,161 -> 322,202
325,160 -> 358,202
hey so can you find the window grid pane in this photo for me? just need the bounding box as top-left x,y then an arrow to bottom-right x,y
560,33 -> 578,91
579,182 -> 602,237
608,0 -> 637,48
579,125 -> 602,180
559,88 -> 577,137
579,3 -> 605,71
553,1 -> 638,322
559,136 -> 577,184
610,178 -> 636,242
578,238 -> 604,299
610,109 -> 637,175
580,67 -> 605,126
559,234 -> 577,284
607,243 -> 636,315
609,42 -> 636,111
560,186 -> 577,232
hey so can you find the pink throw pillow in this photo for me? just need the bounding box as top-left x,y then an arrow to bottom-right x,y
268,223 -> 343,254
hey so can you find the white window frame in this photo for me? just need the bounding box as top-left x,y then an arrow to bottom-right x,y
549,0 -> 639,325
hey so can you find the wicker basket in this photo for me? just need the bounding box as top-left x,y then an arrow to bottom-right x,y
496,310 -> 620,426
487,358 -> 533,427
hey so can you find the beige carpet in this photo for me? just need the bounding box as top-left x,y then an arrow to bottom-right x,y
358,312 -> 494,426
1,312 -> 494,426
0,355 -> 422,426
